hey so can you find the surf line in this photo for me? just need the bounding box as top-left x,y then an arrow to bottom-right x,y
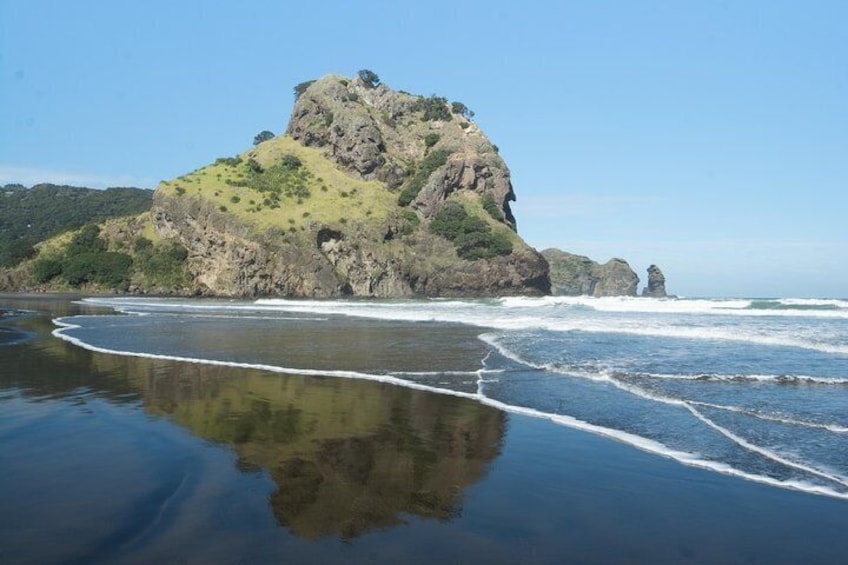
688,400 -> 848,433
606,375 -> 848,489
51,317 -> 848,503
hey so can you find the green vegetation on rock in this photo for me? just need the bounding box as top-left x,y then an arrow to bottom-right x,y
253,130 -> 275,145
398,149 -> 451,207
293,80 -> 315,100
357,69 -> 380,88
412,95 -> 452,122
133,237 -> 191,289
481,193 -> 504,222
451,101 -> 474,119
32,225 -> 134,290
0,183 -> 152,268
224,153 -> 311,209
429,201 -> 512,260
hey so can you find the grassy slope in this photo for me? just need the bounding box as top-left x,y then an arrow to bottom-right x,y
156,133 -> 517,250
158,136 -> 397,234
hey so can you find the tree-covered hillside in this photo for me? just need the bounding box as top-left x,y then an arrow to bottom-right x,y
0,184 -> 153,267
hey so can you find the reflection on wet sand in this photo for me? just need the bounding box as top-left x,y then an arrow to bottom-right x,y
1,302 -> 505,541
141,361 -> 505,539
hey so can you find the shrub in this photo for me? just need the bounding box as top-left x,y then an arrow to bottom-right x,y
230,195 -> 240,204
216,156 -> 243,167
134,237 -> 153,253
247,158 -> 263,174
253,130 -> 274,145
412,95 -> 452,122
398,149 -> 451,206
358,69 -> 380,88
451,101 -> 475,119
280,154 -> 302,169
67,225 -> 107,255
63,251 -> 133,288
31,257 -> 63,283
429,201 -> 512,260
424,133 -> 440,148
481,193 -> 503,221
136,242 -> 189,288
294,80 -> 315,99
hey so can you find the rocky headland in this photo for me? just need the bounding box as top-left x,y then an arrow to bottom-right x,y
6,72 -> 549,298
3,71 -> 674,299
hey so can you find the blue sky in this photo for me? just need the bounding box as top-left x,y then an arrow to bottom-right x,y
1,1 -> 845,298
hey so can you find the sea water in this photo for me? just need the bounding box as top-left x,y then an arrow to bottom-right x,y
54,295 -> 848,500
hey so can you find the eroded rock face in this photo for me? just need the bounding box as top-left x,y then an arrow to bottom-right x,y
152,192 -> 549,298
642,264 -> 668,297
287,75 -> 518,229
542,249 -> 639,297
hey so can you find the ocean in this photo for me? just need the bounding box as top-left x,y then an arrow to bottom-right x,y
2,294 -> 848,563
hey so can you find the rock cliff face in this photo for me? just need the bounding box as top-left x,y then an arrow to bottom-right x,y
642,264 -> 668,297
287,75 -> 517,227
541,249 -> 639,297
148,73 -> 549,298
152,191 -> 547,298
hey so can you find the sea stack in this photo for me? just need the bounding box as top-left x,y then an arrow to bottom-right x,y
642,264 -> 668,297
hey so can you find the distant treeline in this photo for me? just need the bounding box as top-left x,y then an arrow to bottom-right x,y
0,183 -> 153,267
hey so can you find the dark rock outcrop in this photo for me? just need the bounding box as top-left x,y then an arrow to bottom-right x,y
541,249 -> 639,297
642,264 -> 668,297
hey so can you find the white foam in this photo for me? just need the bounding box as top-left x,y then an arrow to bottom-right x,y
478,396 -> 848,501
686,404 -> 848,488
689,400 -> 848,433
78,296 -> 848,355
628,371 -> 848,385
501,295 -> 848,317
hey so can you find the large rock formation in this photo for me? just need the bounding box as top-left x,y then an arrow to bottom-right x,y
642,264 -> 668,297
541,249 -> 639,297
147,73 -> 549,298
287,74 -> 517,227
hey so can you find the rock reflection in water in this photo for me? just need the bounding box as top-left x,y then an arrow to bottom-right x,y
1,298 -> 505,542
140,363 -> 505,540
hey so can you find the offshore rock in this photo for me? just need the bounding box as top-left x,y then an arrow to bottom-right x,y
642,264 -> 668,297
541,249 -> 639,297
